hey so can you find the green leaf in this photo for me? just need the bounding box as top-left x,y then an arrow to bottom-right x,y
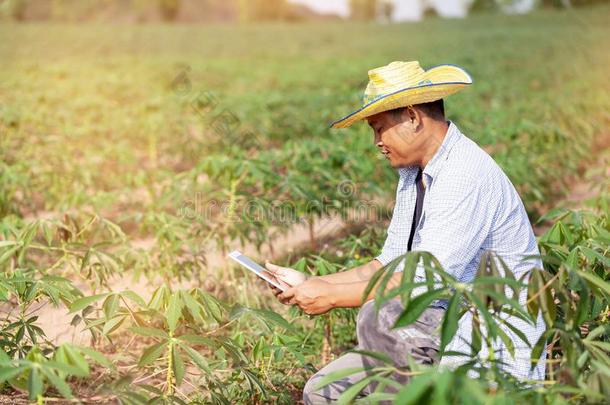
430,371 -> 451,405
166,292 -> 183,333
60,345 -> 89,376
120,290 -> 146,307
587,341 -> 610,354
539,280 -> 556,327
178,334 -> 214,346
471,311 -> 482,354
591,360 -> 610,378
171,345 -> 185,386
180,344 -> 211,374
440,294 -> 460,353
129,327 -> 169,339
148,285 -> 169,311
484,290 -> 532,322
580,247 -> 610,267
0,365 -> 25,382
200,292 -> 224,323
28,367 -> 43,400
362,263 -> 390,304
495,323 -> 516,357
530,330 -> 551,370
0,245 -> 20,266
181,290 -> 204,324
138,342 -> 167,367
103,294 -> 120,320
242,369 -> 266,396
472,276 -> 524,291
252,337 -> 264,363
45,361 -> 86,377
498,316 -> 532,348
577,270 -> 610,296
394,373 -> 433,404
69,293 -> 109,313
337,373 -> 380,405
313,367 -> 369,391
77,347 -> 112,368
0,350 -> 12,362
251,308 -> 294,331
393,288 -> 447,328
527,270 -> 541,319
40,367 -> 73,399
102,315 -> 126,335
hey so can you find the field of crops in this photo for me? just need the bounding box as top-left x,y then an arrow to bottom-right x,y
0,4 -> 609,404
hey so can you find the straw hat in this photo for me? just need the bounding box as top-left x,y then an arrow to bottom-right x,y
331,61 -> 472,129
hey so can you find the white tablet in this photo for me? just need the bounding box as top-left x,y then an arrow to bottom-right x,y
228,250 -> 286,291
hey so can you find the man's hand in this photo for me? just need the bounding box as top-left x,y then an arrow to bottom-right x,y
264,262 -> 309,304
278,277 -> 336,315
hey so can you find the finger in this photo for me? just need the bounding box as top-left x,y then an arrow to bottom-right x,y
261,270 -> 279,282
278,292 -> 294,305
265,262 -> 280,274
278,287 -> 296,302
266,262 -> 289,277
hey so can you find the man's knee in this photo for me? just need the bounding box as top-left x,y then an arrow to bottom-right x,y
302,374 -> 317,404
303,373 -> 329,405
302,370 -> 358,404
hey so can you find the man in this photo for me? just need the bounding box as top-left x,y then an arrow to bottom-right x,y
265,61 -> 546,403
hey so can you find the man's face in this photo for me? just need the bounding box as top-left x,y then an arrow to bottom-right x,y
367,110 -> 420,168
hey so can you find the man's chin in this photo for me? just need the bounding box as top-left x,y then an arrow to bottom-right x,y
390,161 -> 408,169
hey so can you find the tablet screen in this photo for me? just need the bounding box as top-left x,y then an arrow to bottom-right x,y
228,250 -> 285,291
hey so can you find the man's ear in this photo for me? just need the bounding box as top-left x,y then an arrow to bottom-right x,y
404,106 -> 421,130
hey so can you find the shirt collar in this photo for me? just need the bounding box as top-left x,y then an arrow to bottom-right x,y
397,121 -> 462,190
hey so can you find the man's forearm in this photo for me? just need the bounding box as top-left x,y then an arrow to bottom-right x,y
318,259 -> 383,285
328,271 -> 403,308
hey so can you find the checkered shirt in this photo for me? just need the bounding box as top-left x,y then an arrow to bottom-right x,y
376,121 -> 546,381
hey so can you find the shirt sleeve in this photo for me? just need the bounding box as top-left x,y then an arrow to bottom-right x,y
375,177 -> 414,266
376,204 -> 402,266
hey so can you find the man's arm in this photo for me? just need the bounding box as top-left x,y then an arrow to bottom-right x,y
265,259 -> 384,306
318,259 -> 383,284
278,269 -> 403,314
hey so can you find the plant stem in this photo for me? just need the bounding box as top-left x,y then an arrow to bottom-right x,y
166,335 -> 174,396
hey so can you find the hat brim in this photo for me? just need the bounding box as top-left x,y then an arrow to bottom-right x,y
330,64 -> 473,129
